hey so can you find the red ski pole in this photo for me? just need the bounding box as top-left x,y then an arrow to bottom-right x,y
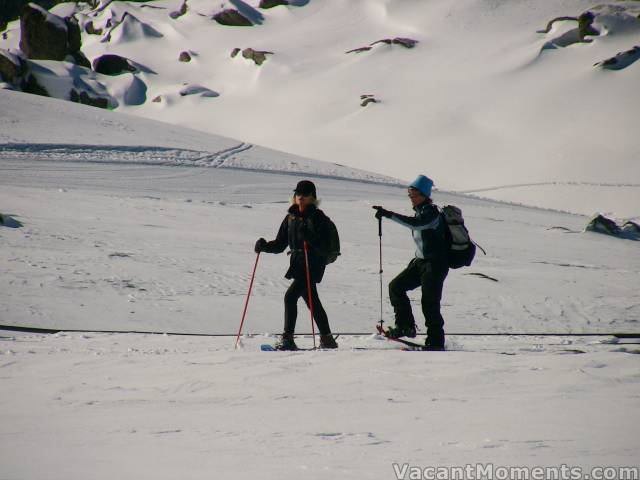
235,252 -> 260,349
303,240 -> 317,349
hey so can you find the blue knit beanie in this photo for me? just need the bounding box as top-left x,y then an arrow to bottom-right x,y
409,175 -> 434,197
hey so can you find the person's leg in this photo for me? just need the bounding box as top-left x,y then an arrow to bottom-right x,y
301,282 -> 331,335
284,278 -> 306,335
388,260 -> 422,334
419,262 -> 448,348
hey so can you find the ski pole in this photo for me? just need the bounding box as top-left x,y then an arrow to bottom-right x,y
235,252 -> 260,349
303,240 -> 317,349
378,216 -> 384,329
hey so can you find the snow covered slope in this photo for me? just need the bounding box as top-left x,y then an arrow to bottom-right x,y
0,89 -> 397,182
2,0 -> 638,216
1,90 -> 639,336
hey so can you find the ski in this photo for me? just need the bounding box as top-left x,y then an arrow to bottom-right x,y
376,324 -> 429,351
260,344 -> 316,352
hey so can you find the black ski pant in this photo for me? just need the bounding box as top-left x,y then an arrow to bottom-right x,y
284,277 -> 331,335
389,258 -> 448,346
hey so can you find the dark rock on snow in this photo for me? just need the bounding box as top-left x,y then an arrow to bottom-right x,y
230,47 -> 241,58
259,0 -> 289,8
92,54 -> 136,75
594,46 -> 640,70
19,3 -> 87,64
241,48 -> 273,65
360,94 -> 379,107
84,21 -> 103,35
213,9 -> 253,27
20,72 -> 49,97
179,84 -> 219,97
346,37 -> 418,54
169,1 -> 188,19
69,88 -> 109,109
0,49 -> 26,83
179,51 -> 192,62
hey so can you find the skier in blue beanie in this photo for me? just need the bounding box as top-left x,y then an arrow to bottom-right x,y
373,175 -> 449,350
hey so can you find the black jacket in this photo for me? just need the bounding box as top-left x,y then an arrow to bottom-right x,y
262,204 -> 331,283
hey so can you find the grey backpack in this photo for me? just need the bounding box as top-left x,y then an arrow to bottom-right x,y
440,205 -> 477,269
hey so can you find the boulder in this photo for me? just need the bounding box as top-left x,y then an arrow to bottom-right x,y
169,1 -> 188,19
360,94 -> 379,107
69,88 -> 109,109
92,54 -> 136,75
19,4 -> 89,66
0,213 -> 23,228
68,50 -> 90,68
259,0 -> 288,8
20,72 -> 49,97
84,21 -> 103,35
66,15 -> 81,52
213,9 -> 252,27
0,49 -> 25,83
585,215 -> 621,235
392,37 -> 418,48
622,221 -> 640,235
594,45 -> 640,70
20,3 -> 69,60
179,84 -> 219,97
241,48 -> 273,65
577,11 -> 599,40
179,51 -> 192,62
347,37 -> 418,54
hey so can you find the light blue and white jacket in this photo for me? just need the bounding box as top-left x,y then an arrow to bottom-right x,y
390,202 -> 448,262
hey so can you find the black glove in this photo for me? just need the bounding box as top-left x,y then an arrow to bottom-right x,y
254,238 -> 267,253
372,205 -> 392,219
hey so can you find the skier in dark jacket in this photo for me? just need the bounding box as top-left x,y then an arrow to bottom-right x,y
254,180 -> 338,351
373,175 -> 449,350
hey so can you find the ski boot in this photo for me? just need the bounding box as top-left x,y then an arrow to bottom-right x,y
385,323 -> 417,339
274,333 -> 298,351
319,334 -> 338,349
424,337 -> 445,351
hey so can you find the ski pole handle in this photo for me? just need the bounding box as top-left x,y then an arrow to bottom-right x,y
378,215 -> 382,237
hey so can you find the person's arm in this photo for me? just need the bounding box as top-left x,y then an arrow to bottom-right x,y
257,216 -> 289,254
390,207 -> 440,231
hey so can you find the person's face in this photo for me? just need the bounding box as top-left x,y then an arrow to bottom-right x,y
408,188 -> 425,208
295,192 -> 313,209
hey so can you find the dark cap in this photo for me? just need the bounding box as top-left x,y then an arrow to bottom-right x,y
293,180 -> 317,197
